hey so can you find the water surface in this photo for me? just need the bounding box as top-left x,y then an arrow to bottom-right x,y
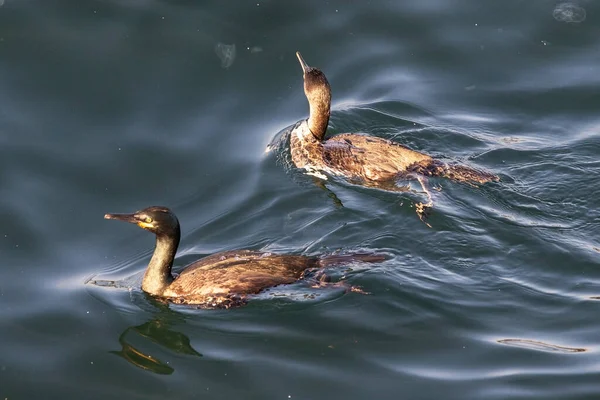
1,1 -> 599,399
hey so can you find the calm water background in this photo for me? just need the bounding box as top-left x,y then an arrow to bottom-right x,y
1,0 -> 599,398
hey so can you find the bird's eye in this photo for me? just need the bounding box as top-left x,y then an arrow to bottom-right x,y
138,215 -> 153,224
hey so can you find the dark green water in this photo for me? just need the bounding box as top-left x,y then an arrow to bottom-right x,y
1,0 -> 599,398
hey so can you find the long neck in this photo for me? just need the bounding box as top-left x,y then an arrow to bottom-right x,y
141,231 -> 179,296
307,97 -> 330,141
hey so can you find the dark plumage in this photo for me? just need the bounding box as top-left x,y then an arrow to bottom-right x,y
290,52 -> 498,220
105,206 -> 385,308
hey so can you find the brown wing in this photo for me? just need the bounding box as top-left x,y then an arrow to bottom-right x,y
164,250 -> 319,298
322,134 -> 432,181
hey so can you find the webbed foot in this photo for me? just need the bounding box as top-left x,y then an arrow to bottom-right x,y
415,202 -> 433,228
307,269 -> 331,288
306,270 -> 369,294
415,175 -> 434,228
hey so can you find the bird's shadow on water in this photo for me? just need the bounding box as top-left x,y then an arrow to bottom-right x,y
97,279 -> 364,375
110,297 -> 203,375
84,278 -> 203,375
87,266 -> 371,375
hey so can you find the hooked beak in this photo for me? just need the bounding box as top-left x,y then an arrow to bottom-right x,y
296,51 -> 310,74
104,213 -> 138,224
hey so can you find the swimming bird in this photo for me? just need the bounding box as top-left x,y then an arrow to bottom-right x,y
291,51 -> 498,222
105,206 -> 385,308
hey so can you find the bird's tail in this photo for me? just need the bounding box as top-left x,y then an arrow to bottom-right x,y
443,164 -> 499,185
317,252 -> 389,268
407,159 -> 498,185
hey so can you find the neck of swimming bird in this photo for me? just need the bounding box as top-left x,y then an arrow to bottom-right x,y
307,100 -> 330,141
142,233 -> 178,296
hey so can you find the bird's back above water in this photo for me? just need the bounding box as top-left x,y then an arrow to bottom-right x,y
320,133 -> 432,181
165,250 -> 384,306
163,250 -> 319,303
290,51 -> 498,186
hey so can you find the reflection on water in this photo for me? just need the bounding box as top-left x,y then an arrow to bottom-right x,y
312,177 -> 345,208
112,302 -> 202,375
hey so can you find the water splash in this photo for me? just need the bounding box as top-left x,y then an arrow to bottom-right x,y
553,3 -> 586,23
